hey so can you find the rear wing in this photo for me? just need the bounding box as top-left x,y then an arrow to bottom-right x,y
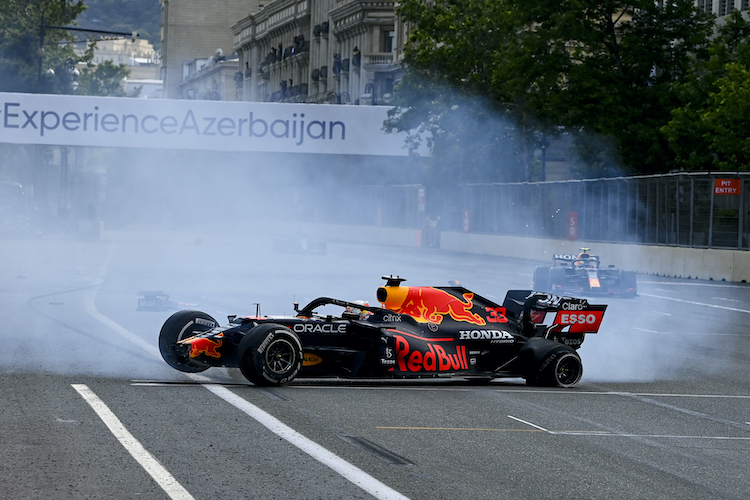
553,253 -> 600,269
502,290 -> 607,334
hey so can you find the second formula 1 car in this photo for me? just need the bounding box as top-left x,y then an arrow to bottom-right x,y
158,276 -> 607,388
533,248 -> 637,298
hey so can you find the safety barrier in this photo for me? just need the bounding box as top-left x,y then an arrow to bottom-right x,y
301,223 -> 750,283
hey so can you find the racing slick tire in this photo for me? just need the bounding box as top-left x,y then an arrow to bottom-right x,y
548,267 -> 568,294
620,270 -> 637,298
519,337 -> 583,388
238,324 -> 303,386
159,310 -> 218,373
532,266 -> 551,293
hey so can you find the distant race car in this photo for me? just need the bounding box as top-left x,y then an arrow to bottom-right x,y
533,248 -> 637,298
158,276 -> 607,388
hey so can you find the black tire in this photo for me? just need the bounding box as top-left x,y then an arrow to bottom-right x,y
548,267 -> 568,294
620,270 -> 637,297
159,310 -> 218,373
238,324 -> 303,386
532,266 -> 550,292
520,337 -> 583,388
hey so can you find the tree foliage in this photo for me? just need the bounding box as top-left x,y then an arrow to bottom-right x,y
76,0 -> 161,50
662,12 -> 750,171
0,0 -> 88,93
387,0 -> 721,179
75,59 -> 133,96
0,0 -> 138,96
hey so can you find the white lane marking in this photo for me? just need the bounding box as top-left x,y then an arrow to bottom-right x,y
638,293 -> 750,314
84,287 -> 408,500
551,432 -> 750,440
640,281 -> 749,289
83,289 -> 163,360
633,327 -> 744,336
72,384 -> 195,500
507,415 -> 553,434
136,382 -> 750,400
203,384 -> 410,500
651,310 -> 673,316
713,297 -> 741,302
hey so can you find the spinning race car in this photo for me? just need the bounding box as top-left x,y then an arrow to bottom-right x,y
533,248 -> 637,298
158,277 -> 607,388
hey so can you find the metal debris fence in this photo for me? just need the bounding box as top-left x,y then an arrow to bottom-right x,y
304,172 -> 749,250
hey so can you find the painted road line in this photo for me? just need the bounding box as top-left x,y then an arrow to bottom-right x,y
202,384 -> 410,500
86,297 -> 409,499
83,288 -> 162,360
633,327 -> 745,336
639,293 -> 750,314
376,426 -> 543,432
375,426 -> 750,440
507,415 -> 553,433
71,384 -> 195,500
639,281 -> 750,289
552,432 -> 750,440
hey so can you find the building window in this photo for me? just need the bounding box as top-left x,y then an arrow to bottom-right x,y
719,0 -> 727,15
742,0 -> 749,10
382,30 -> 394,53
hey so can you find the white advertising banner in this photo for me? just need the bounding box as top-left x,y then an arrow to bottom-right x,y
0,92 -> 412,156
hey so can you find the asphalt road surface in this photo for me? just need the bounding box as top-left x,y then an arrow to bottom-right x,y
2,228 -> 749,499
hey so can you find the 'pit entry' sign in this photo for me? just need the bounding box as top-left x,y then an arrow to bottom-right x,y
714,179 -> 741,195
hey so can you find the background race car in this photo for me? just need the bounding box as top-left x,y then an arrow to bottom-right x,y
533,248 -> 637,297
159,276 -> 607,388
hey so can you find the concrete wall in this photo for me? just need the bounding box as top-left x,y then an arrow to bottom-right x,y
438,232 -> 750,283
303,223 -> 750,283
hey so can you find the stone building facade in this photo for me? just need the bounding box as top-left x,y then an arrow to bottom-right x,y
159,0 -> 260,99
232,0 -> 402,105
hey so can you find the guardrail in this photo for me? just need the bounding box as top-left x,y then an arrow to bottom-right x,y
300,173 -> 749,251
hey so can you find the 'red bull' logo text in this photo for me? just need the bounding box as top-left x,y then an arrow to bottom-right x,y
394,334 -> 468,372
188,338 -> 223,358
383,287 -> 486,325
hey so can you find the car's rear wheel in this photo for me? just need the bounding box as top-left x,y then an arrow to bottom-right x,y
542,351 -> 583,387
520,337 -> 583,388
620,270 -> 637,297
159,310 -> 217,373
238,324 -> 303,386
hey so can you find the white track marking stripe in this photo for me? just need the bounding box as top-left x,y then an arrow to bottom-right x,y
72,384 -> 195,500
639,293 -> 750,314
203,384 -> 410,500
507,415 -> 553,433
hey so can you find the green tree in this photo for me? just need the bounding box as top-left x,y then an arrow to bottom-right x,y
0,0 -> 88,93
76,59 -> 133,96
662,12 -> 750,171
387,0 -> 714,180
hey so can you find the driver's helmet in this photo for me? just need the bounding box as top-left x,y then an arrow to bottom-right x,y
344,300 -> 371,319
575,250 -> 591,267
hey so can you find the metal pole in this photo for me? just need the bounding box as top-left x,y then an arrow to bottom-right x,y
738,178 -> 745,249
689,178 -> 694,247
708,177 -> 715,248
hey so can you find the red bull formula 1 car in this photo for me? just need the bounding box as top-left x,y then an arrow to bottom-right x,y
158,276 -> 607,388
533,248 -> 637,298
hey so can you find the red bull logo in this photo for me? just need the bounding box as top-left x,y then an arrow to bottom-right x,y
380,286 -> 486,325
187,338 -> 223,359
394,334 -> 469,372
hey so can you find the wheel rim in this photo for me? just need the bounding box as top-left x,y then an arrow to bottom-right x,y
555,354 -> 582,386
265,338 -> 297,375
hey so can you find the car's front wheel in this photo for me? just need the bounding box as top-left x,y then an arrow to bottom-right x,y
238,324 -> 303,386
159,310 -> 217,373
